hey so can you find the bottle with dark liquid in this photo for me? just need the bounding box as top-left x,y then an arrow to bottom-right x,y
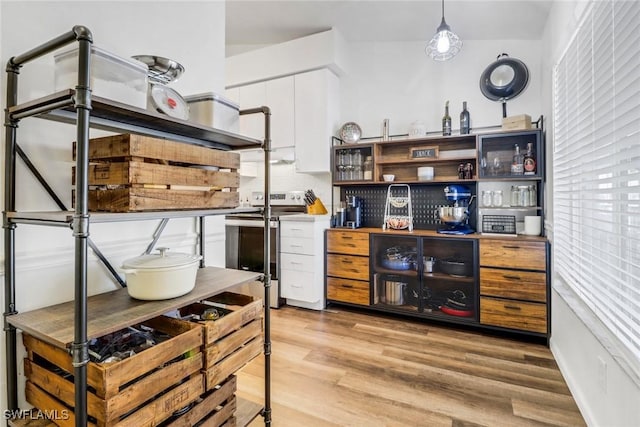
523,142 -> 537,175
442,101 -> 452,136
460,101 -> 470,135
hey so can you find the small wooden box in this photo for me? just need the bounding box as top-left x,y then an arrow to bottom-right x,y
72,133 -> 241,212
501,114 -> 532,131
23,316 -> 204,426
176,292 -> 263,391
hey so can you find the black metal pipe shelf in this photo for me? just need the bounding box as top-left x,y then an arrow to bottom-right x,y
6,208 -> 262,226
8,90 -> 263,151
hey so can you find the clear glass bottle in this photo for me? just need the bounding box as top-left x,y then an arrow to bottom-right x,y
442,100 -> 452,136
460,101 -> 470,135
511,144 -> 524,175
518,185 -> 529,207
352,150 -> 362,180
363,156 -> 373,180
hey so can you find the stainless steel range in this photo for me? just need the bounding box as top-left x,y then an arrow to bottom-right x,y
225,190 -> 306,308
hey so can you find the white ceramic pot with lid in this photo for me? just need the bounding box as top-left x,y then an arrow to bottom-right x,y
121,248 -> 202,300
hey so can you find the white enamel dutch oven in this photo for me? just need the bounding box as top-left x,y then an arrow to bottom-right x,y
121,248 -> 202,300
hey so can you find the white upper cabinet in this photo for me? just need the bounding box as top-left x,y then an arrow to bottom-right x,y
294,69 -> 339,173
237,82 -> 266,141
266,77 -> 295,149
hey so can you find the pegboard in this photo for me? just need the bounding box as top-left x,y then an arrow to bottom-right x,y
340,184 -> 477,230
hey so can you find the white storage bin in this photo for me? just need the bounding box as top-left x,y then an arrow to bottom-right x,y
184,92 -> 240,133
54,45 -> 148,108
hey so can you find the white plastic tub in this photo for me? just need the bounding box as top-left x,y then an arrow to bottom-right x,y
54,45 -> 148,108
184,92 -> 239,133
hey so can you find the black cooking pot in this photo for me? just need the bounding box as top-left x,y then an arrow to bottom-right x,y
480,53 -> 529,117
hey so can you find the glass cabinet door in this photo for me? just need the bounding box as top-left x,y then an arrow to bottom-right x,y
371,234 -> 420,314
422,237 -> 478,323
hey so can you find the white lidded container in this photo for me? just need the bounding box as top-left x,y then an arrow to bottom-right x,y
54,45 -> 149,109
121,248 -> 202,300
184,92 -> 240,133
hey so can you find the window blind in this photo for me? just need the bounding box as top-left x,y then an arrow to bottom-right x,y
553,1 -> 640,365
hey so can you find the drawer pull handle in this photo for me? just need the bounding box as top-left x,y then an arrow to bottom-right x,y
291,228 -> 303,232
342,236 -> 353,240
503,304 -> 522,310
342,260 -> 353,264
290,244 -> 303,248
341,284 -> 354,288
503,275 -> 521,280
502,245 -> 521,249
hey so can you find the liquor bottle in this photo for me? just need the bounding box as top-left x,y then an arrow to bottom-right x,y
523,142 -> 537,175
511,144 -> 524,175
460,101 -> 470,135
442,101 -> 452,136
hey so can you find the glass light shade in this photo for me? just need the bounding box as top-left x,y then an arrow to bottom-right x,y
426,19 -> 462,61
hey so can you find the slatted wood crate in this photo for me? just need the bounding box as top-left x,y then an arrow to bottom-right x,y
72,133 -> 240,212
22,316 -> 204,427
175,292 -> 263,391
162,376 -> 237,427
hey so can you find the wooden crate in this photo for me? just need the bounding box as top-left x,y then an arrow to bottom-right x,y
23,316 -> 204,426
501,114 -> 532,131
72,133 -> 240,212
176,292 -> 263,391
163,376 -> 237,427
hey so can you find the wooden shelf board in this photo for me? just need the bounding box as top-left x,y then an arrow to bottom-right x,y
376,157 -> 475,165
236,397 -> 264,426
7,267 -> 262,349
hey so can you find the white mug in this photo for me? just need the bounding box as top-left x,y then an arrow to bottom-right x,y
524,216 -> 541,235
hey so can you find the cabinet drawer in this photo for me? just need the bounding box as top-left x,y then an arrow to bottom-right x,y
281,269 -> 321,303
480,267 -> 547,302
281,236 -> 314,255
281,252 -> 315,273
327,254 -> 369,281
327,277 -> 370,306
480,297 -> 547,334
280,221 -> 314,238
327,230 -> 369,255
479,239 -> 546,271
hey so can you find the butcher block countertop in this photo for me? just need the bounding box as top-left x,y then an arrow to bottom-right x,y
329,227 -> 547,241
7,267 -> 261,350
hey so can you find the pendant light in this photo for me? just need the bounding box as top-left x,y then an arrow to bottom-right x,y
425,0 -> 462,61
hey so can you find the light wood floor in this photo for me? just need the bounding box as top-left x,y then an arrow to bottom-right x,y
238,305 -> 585,427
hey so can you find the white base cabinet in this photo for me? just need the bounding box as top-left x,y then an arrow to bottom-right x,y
279,214 -> 331,310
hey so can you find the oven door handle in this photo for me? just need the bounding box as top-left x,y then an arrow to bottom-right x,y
225,218 -> 278,228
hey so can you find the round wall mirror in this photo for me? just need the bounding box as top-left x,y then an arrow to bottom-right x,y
480,53 -> 529,117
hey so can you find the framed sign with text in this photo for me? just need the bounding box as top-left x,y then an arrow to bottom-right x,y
409,146 -> 439,159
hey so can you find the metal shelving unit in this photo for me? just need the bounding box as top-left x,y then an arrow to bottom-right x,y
3,26 -> 273,426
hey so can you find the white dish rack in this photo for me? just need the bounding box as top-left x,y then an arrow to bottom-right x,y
382,184 -> 413,231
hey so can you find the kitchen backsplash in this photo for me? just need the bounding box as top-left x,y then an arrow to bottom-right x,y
239,162 -> 332,206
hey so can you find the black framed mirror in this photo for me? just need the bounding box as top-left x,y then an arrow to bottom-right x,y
480,53 -> 529,118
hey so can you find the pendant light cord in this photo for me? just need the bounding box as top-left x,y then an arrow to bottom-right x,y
442,0 -> 445,19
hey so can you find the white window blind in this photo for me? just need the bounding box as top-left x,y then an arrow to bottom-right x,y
553,1 -> 640,366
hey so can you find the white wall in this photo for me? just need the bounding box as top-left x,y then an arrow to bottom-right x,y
0,0 -> 227,413
541,2 -> 640,426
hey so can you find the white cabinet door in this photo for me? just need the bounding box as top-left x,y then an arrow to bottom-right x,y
238,82 -> 266,140
266,76 -> 295,149
294,69 -> 339,173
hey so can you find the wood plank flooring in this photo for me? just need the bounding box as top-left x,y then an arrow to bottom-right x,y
237,305 -> 585,427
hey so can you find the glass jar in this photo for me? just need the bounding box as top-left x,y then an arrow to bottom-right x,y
492,190 -> 503,207
482,190 -> 493,207
510,185 -> 519,207
363,156 -> 373,180
528,184 -> 537,206
518,185 -> 530,207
